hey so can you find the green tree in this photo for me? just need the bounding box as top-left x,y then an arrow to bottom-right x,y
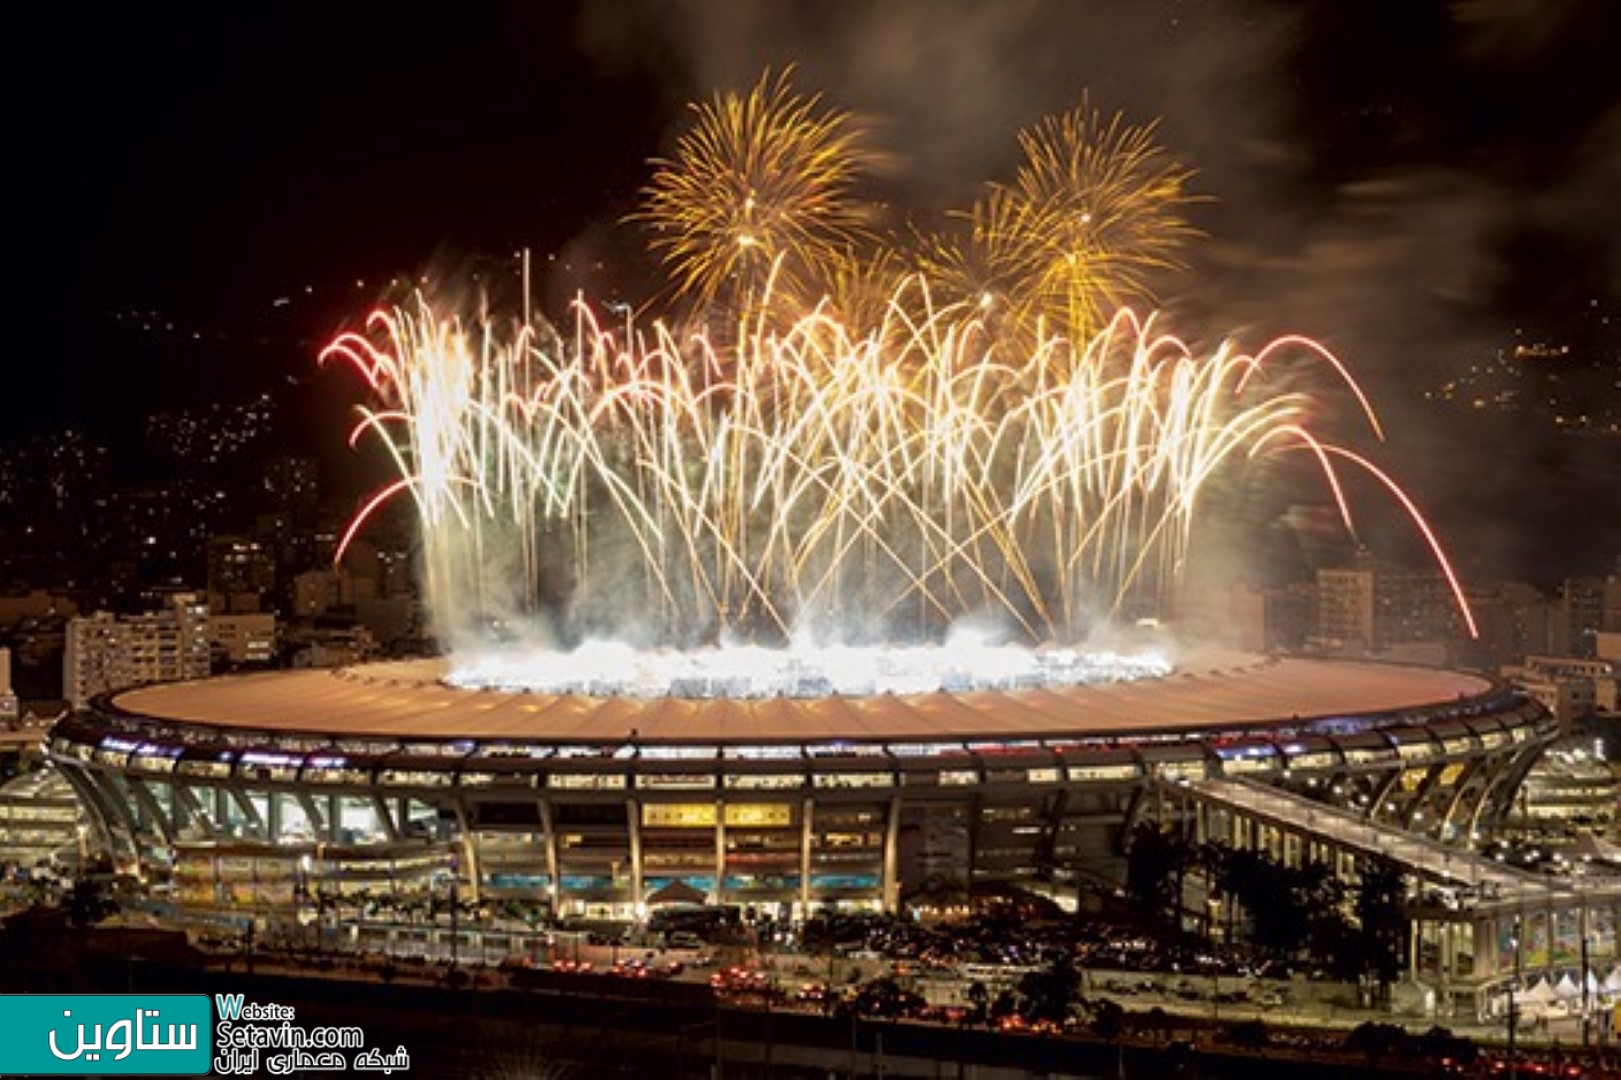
1354,856 -> 1408,1007
1125,822 -> 1191,927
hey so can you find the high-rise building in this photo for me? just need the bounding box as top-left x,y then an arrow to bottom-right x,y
1313,555 -> 1463,653
63,593 -> 210,710
1467,581 -> 1554,668
1314,565 -> 1375,650
210,613 -> 278,668
206,536 -> 276,614
0,647 -> 19,725
1553,576 -> 1607,658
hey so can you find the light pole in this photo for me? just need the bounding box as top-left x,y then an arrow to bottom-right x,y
1581,933 -> 1592,1048
449,853 -> 459,972
299,853 -> 313,946
1507,916 -> 1521,1080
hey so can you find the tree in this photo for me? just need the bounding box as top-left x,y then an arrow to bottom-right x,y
1125,822 -> 1191,927
1207,845 -> 1349,965
853,976 -> 925,1020
1344,1020 -> 1411,1061
1089,998 -> 1125,1040
966,980 -> 990,1026
1415,1026 -> 1478,1067
1355,856 -> 1408,1007
1018,956 -> 1081,1026
66,875 -> 117,928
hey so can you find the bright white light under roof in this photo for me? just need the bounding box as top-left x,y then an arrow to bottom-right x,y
445,632 -> 1172,700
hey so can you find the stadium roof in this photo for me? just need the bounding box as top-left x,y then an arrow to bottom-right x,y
106,654 -> 1494,745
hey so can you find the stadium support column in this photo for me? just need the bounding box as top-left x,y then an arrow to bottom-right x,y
125,779 -> 174,849
451,797 -> 481,904
882,795 -> 902,913
296,791 -> 328,841
227,784 -> 265,837
537,796 -> 561,913
171,783 -> 218,839
57,767 -> 132,871
370,794 -> 400,841
715,797 -> 727,907
627,798 -> 644,912
799,797 -> 814,919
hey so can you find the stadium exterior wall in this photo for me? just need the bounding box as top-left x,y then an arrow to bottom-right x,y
43,658 -> 1554,921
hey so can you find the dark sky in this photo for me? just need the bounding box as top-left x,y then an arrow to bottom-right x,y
15,1 -> 1618,382
10,0 -> 1621,580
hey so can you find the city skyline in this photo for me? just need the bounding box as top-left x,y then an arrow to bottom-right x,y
2,8 -> 1620,1070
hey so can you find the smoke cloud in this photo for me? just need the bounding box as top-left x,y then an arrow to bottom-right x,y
573,0 -> 1620,586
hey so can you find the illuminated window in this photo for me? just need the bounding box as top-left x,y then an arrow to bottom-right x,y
723,804 -> 793,828
549,774 -> 626,790
724,774 -> 803,790
821,832 -> 879,848
379,769 -> 452,787
641,803 -> 717,828
1067,764 -> 1138,782
637,773 -> 716,791
812,772 -> 892,789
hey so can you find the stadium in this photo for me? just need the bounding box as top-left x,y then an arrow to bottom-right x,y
44,652 -> 1553,922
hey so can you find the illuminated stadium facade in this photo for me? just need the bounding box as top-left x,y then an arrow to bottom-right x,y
44,653 -> 1553,921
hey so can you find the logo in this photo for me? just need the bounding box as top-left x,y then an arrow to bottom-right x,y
0,994 -> 211,1075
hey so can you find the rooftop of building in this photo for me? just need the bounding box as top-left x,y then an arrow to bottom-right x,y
102,652 -> 1497,745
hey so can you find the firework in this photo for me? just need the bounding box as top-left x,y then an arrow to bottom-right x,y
634,70 -> 876,318
323,79 -> 1476,689
322,282 -> 1474,657
921,97 -> 1198,348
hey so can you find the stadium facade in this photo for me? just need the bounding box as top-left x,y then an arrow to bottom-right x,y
44,653 -> 1553,921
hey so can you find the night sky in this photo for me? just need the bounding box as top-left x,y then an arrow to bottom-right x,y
11,0 -> 1621,577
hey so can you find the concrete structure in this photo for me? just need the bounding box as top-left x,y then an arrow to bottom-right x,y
206,536 -> 275,615
209,613 -> 277,668
1553,576 -> 1611,658
63,594 -> 210,710
45,653 -> 1552,925
1502,655 -> 1620,726
1506,739 -> 1619,837
1314,558 -> 1463,654
1150,777 -> 1621,1018
0,647 -> 18,727
0,768 -> 84,868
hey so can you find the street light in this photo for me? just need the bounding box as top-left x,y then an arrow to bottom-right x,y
448,853 -> 460,972
1507,916 -> 1522,1080
299,853 -> 314,942
1581,933 -> 1592,1048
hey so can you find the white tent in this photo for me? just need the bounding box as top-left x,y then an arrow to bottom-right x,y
1606,966 -> 1621,993
1553,973 -> 1580,1000
1522,978 -> 1559,1006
